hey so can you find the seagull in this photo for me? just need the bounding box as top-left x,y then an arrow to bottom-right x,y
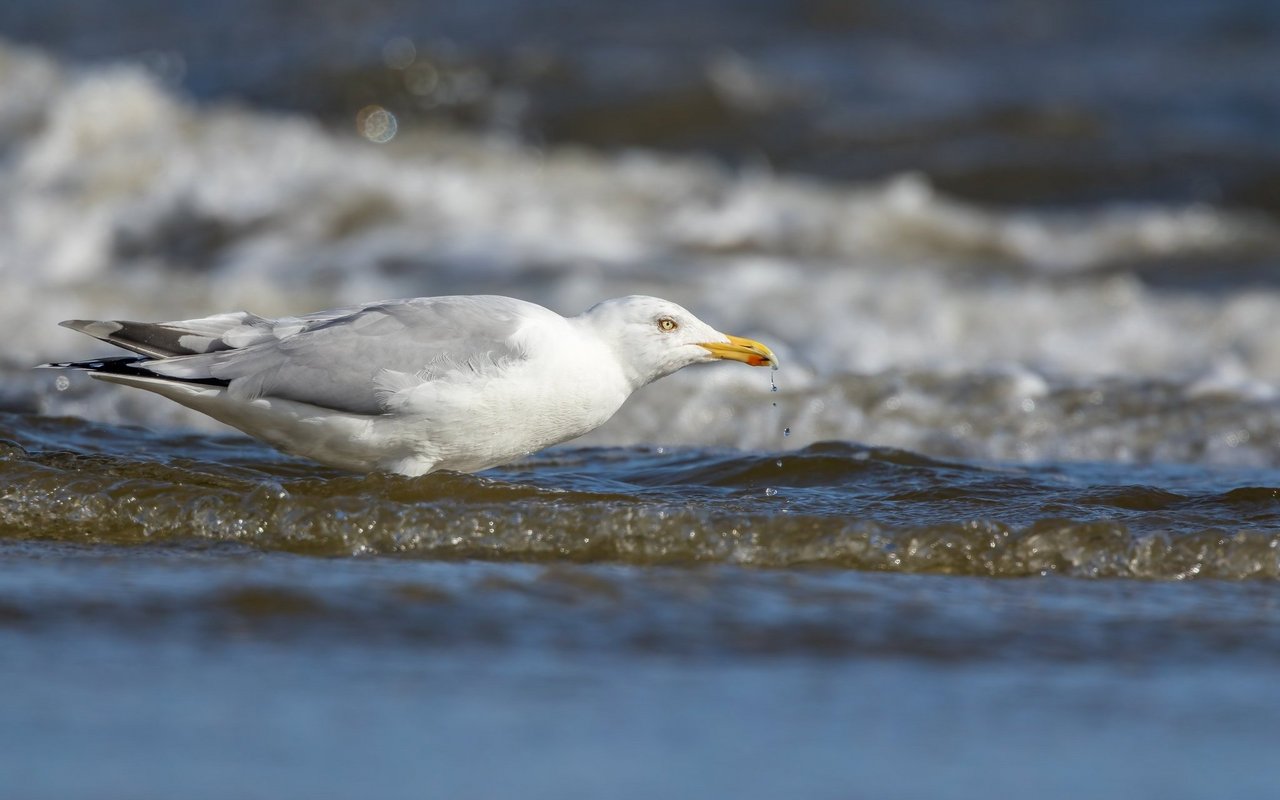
42,295 -> 778,475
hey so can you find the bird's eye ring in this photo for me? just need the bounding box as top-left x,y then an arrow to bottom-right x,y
657,317 -> 678,332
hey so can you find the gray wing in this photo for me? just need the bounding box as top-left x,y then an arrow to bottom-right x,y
60,312 -> 275,358
79,296 -> 545,415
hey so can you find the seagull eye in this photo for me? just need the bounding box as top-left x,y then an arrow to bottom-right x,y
657,317 -> 678,332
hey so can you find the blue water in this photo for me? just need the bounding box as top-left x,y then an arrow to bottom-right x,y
2,543 -> 1278,800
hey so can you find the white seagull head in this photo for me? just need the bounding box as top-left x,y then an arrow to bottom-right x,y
577,295 -> 778,388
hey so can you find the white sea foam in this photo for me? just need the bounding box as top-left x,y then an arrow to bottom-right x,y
5,41 -> 1280,465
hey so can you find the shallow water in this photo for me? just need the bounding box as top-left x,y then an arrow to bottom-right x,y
5,550 -> 1277,800
4,527 -> 1280,799
6,413 -> 1280,579
5,414 -> 1280,797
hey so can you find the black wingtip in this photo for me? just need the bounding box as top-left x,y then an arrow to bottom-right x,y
37,355 -> 231,387
38,357 -> 136,371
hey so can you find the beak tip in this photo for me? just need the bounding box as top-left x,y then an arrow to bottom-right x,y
701,334 -> 779,369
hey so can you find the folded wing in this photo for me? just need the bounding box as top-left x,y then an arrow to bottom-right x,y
56,296 -> 542,416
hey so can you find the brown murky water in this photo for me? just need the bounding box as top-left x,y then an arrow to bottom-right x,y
5,414 -> 1280,578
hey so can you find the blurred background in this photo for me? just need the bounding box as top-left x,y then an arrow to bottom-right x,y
3,0 -> 1280,464
8,0 -> 1280,210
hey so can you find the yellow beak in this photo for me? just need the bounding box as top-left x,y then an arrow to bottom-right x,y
698,334 -> 779,369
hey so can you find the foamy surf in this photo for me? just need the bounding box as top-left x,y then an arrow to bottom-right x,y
3,40 -> 1280,468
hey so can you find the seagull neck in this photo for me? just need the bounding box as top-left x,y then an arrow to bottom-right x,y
568,314 -> 652,393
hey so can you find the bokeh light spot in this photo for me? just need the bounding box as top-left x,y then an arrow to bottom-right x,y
382,37 -> 416,70
356,105 -> 398,143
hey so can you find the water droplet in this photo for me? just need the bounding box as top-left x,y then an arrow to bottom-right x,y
764,487 -> 778,497
55,375 -> 69,391
783,427 -> 791,437
771,384 -> 778,393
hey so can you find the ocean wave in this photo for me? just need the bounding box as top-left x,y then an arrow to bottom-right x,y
4,40 -> 1275,289
5,41 -> 1280,465
4,414 -> 1278,580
